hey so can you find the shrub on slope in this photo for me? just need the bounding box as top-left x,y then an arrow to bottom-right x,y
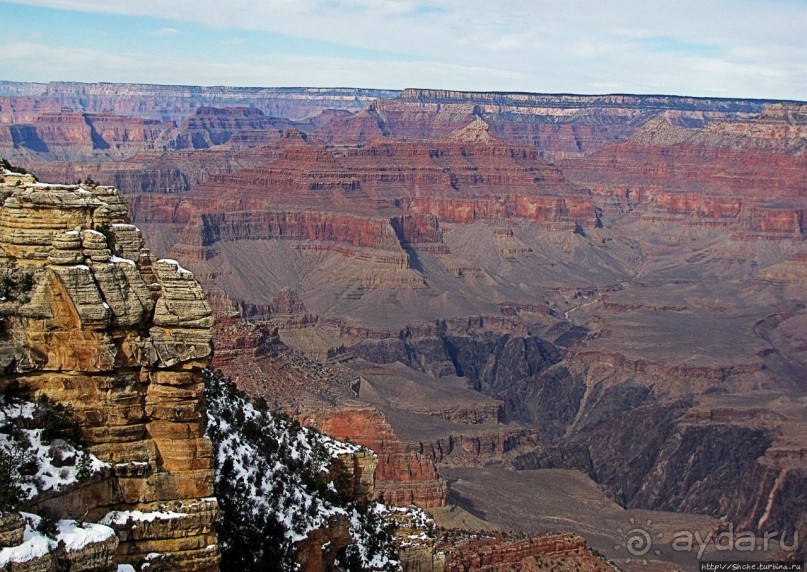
0,388 -> 107,513
204,369 -> 400,571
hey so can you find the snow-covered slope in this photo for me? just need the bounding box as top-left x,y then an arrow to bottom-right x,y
1,366 -> 436,571
0,393 -> 119,570
0,391 -> 108,510
0,513 -> 117,568
204,369 -> 404,571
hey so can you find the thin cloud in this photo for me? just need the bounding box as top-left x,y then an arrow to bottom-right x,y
0,38 -> 527,89
2,0 -> 806,99
152,26 -> 180,36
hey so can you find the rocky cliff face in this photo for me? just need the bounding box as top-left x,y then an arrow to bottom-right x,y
315,88 -> 774,160
0,82 -> 400,123
2,83 -> 805,569
0,167 -> 219,570
0,112 -> 175,162
356,319 -> 807,561
173,106 -> 289,150
209,318 -> 450,510
313,407 -> 449,509
440,532 -> 608,571
558,109 -> 807,239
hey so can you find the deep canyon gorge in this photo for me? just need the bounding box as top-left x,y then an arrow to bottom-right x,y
0,80 -> 805,571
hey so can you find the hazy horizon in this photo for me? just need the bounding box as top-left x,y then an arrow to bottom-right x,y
2,0 -> 806,101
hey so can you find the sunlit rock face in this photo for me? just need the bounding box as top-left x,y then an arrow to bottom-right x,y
0,168 -> 219,571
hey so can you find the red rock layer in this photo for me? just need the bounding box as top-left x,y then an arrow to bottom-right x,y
182,210 -> 404,250
404,195 -> 592,227
209,322 -> 449,509
173,106 -> 289,149
0,109 -> 343,192
317,88 -> 774,160
118,131 -> 598,269
174,132 -> 595,218
0,112 -> 173,156
417,427 -> 542,467
562,143 -> 807,199
0,82 -> 399,122
313,408 -> 449,508
441,532 -> 610,571
558,109 -> 807,238
0,95 -> 64,123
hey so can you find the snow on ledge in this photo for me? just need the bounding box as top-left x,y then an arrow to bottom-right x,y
0,518 -> 49,566
0,513 -> 116,567
30,182 -> 76,189
109,255 -> 136,266
56,519 -> 117,551
157,258 -> 192,274
1,400 -> 110,499
100,509 -> 187,526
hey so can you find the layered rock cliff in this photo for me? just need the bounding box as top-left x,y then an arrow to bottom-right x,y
319,88 -> 776,160
1,83 -> 805,569
558,108 -> 807,239
205,330 -> 614,571
209,318 -> 450,510
0,166 -> 219,570
0,82 -> 400,123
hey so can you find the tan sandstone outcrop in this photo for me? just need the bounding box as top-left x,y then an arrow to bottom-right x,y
0,169 -> 219,570
0,514 -> 24,549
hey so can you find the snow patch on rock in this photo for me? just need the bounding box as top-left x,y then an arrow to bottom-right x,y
0,513 -> 116,567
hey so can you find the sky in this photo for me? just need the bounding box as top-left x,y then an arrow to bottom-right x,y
1,0 -> 806,100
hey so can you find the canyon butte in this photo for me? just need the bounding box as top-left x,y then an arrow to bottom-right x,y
1,81 -> 806,571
